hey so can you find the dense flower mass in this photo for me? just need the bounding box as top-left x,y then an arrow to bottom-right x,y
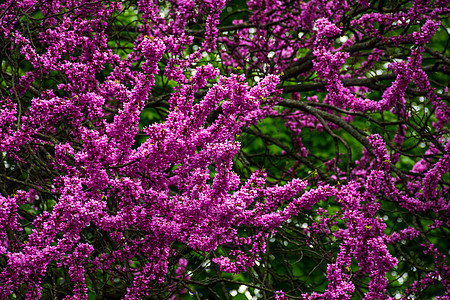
0,0 -> 449,299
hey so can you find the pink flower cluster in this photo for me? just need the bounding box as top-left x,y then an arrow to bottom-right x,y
0,0 -> 449,299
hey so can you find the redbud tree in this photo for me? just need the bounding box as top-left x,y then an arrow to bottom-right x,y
0,0 -> 449,299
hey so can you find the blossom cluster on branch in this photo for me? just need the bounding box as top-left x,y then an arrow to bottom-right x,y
0,0 -> 449,299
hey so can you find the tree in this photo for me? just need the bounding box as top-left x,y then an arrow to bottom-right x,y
0,0 -> 449,299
